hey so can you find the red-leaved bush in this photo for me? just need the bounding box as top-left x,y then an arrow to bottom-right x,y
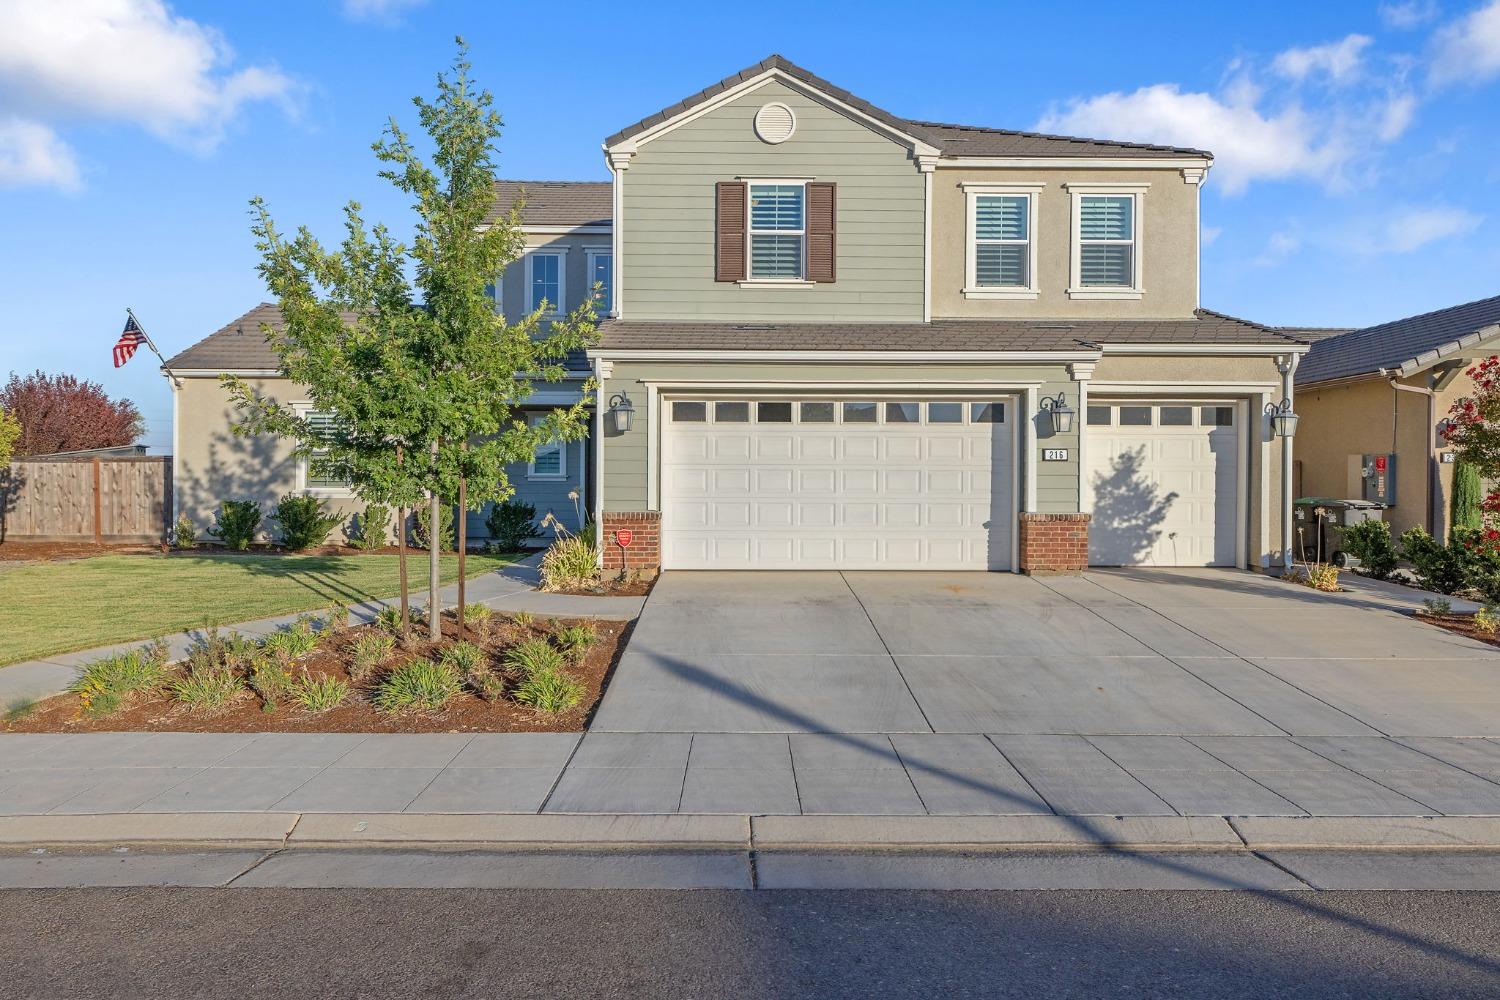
0,370 -> 144,457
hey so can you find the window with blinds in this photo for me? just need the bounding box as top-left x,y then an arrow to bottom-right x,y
748,183 -> 805,279
303,410 -> 351,490
974,194 -> 1030,287
528,414 -> 566,479
529,253 -> 562,313
1079,195 -> 1135,287
588,251 -> 612,313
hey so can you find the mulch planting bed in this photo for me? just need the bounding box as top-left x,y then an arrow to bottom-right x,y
1415,611 -> 1500,648
0,541 -> 160,562
5,609 -> 630,735
552,574 -> 657,598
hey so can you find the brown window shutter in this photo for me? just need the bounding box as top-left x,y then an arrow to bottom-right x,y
806,182 -> 836,283
715,181 -> 747,282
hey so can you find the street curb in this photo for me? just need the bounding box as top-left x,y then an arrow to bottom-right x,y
749,815 -> 1243,849
0,813 -> 298,849
1231,816 -> 1500,849
287,813 -> 750,848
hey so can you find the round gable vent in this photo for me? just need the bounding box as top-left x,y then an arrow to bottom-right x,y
754,102 -> 796,144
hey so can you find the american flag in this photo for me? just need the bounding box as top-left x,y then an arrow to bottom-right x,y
114,314 -> 147,368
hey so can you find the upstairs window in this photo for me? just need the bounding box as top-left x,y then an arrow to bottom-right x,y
1068,185 -> 1146,299
586,249 -> 612,314
748,183 -> 805,279
527,251 -> 565,315
964,183 -> 1041,298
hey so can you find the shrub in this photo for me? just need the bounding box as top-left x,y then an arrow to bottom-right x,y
374,659 -> 463,713
1422,596 -> 1452,616
509,611 -> 535,631
439,640 -> 486,675
554,623 -> 598,663
1399,527 -> 1470,596
1452,461 -> 1484,531
539,532 -> 599,591
171,666 -> 243,712
473,672 -> 506,701
173,515 -> 196,549
272,494 -> 343,551
485,500 -> 539,552
261,621 -> 319,662
411,503 -> 455,551
1474,606 -> 1500,636
1297,563 -> 1340,592
250,658 -> 294,710
324,600 -> 352,632
71,647 -> 167,716
290,673 -> 350,712
209,499 -> 261,550
349,632 -> 395,680
1338,520 -> 1399,580
463,603 -> 494,638
514,668 -> 584,714
348,503 -> 391,550
505,637 -> 565,679
375,606 -> 404,634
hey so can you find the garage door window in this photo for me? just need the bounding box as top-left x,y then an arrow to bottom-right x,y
800,402 -> 835,422
971,402 -> 1006,423
672,401 -> 707,422
1087,405 -> 1112,426
1090,404 -> 1238,427
843,401 -> 878,423
757,401 -> 793,423
886,402 -> 920,423
1159,406 -> 1193,426
1119,406 -> 1153,426
669,399 -> 1011,425
928,402 -> 963,423
1202,406 -> 1235,426
715,401 -> 750,422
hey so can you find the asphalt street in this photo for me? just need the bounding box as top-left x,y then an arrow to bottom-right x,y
3,886 -> 1499,999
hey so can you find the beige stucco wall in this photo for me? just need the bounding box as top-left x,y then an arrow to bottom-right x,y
930,167 -> 1200,321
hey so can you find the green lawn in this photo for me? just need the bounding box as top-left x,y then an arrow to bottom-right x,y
0,552 -> 520,666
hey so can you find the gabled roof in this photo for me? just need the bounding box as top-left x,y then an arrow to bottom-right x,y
487,179 -> 611,229
595,309 -> 1299,354
164,303 -> 590,374
1296,294 -> 1500,386
604,54 -> 1212,161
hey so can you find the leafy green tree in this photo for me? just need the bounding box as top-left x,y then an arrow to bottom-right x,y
0,408 -> 18,465
225,40 -> 596,640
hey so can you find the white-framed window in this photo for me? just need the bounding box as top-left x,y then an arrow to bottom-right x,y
292,404 -> 353,496
584,248 -> 612,315
963,182 -> 1042,299
527,413 -> 567,480
526,250 -> 567,315
747,181 -> 806,280
485,268 -> 504,315
1066,183 -> 1146,299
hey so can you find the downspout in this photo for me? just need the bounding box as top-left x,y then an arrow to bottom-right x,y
1278,354 -> 1298,572
1385,371 -> 1437,537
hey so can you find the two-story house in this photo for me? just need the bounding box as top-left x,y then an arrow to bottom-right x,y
167,55 -> 1307,570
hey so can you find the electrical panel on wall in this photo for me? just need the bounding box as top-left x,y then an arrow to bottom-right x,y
1361,453 -> 1396,505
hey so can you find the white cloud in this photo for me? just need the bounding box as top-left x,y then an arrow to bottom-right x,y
1036,85 -> 1348,195
1380,1 -> 1440,29
0,0 -> 295,185
0,117 -> 80,190
1430,0 -> 1500,85
342,0 -> 430,22
1377,91 -> 1418,139
1378,206 -> 1483,251
1253,230 -> 1303,267
1272,34 -> 1372,84
1201,225 -> 1223,247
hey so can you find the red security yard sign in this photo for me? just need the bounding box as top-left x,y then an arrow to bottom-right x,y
614,529 -> 633,549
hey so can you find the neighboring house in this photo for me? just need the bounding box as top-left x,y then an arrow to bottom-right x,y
1295,294 -> 1500,540
169,53 -> 1309,571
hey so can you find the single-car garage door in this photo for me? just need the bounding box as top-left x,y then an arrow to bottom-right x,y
662,399 -> 1014,570
1086,402 -> 1241,567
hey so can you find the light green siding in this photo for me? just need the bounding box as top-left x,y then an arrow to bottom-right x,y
599,360 -> 1081,514
621,79 -> 925,322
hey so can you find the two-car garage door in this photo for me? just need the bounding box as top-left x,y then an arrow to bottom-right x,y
662,399 -> 1014,570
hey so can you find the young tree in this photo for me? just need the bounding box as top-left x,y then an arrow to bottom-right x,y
226,40 -> 596,640
1,371 -> 143,456
1446,357 -> 1500,480
0,408 -> 18,465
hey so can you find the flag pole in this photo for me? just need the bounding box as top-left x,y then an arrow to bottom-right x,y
126,307 -> 182,388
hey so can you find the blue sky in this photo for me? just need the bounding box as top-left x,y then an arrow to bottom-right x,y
2,0 -> 1497,451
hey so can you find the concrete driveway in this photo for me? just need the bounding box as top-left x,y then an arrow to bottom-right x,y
591,568 -> 1500,737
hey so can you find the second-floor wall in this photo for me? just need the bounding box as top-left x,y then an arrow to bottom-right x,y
493,231 -> 612,328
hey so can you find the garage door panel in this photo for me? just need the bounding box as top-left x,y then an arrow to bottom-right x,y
663,399 -> 1014,570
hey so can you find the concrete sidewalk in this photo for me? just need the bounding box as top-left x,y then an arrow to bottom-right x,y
0,555 -> 645,708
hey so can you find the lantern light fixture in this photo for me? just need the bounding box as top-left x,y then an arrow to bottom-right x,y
1267,397 -> 1299,439
608,392 -> 636,433
1041,392 -> 1075,435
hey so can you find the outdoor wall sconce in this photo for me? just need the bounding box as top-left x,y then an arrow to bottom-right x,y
1041,392 -> 1075,435
608,392 -> 636,433
1266,397 -> 1299,438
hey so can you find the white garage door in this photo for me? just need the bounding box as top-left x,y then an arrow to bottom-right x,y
1086,402 -> 1240,567
662,399 -> 1014,570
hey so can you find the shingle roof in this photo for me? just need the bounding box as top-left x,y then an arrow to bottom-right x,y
1276,326 -> 1356,344
595,309 -> 1297,353
488,179 -> 611,229
165,303 -> 590,374
603,54 -> 1212,161
1296,294 -> 1500,386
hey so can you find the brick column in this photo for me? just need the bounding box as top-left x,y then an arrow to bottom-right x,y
1018,512 -> 1091,575
601,511 -> 661,575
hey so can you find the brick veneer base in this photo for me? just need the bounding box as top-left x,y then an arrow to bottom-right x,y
602,511 -> 661,574
1018,512 -> 1091,575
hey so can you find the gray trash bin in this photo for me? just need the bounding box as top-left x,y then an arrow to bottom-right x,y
1293,497 -> 1387,566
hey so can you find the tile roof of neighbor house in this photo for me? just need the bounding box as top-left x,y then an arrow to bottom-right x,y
1276,326 -> 1357,344
595,309 -> 1299,353
487,179 -> 612,229
1296,294 -> 1500,386
603,54 -> 1211,160
164,303 -> 590,373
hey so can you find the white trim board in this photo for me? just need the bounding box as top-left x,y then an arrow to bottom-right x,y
589,350 -> 1101,363
938,156 -> 1211,170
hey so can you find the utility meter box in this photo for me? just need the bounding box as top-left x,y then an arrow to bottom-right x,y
1361,453 -> 1397,505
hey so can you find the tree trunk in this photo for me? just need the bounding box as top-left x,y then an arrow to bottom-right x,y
397,505 -> 409,629
457,472 -> 467,633
428,492 -> 441,641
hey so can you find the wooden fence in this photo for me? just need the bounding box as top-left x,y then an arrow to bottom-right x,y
1,456 -> 172,543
